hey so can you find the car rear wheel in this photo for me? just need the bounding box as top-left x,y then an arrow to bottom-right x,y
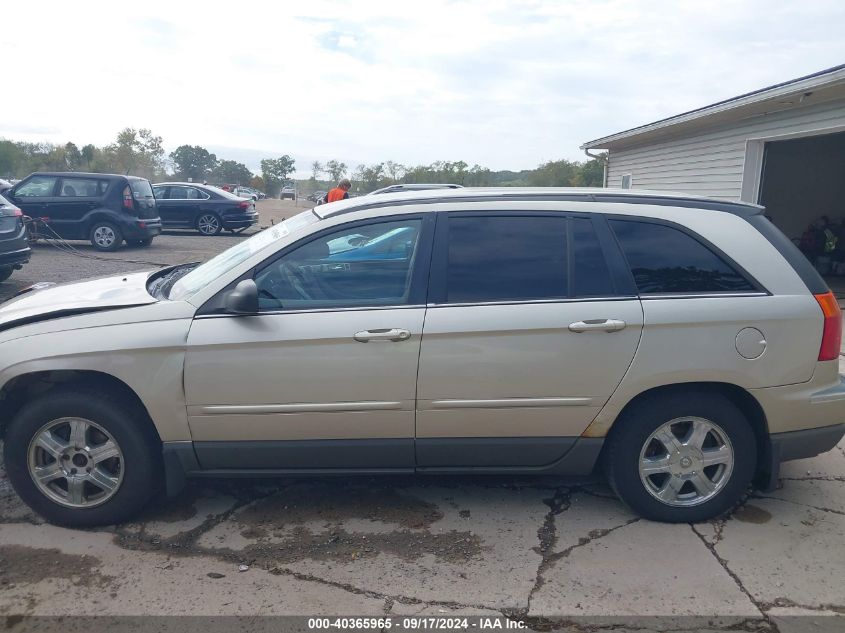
89,221 -> 123,252
0,266 -> 12,283
196,213 -> 222,236
3,390 -> 162,527
604,391 -> 756,522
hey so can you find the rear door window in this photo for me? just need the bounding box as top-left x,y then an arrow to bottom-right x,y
59,178 -> 109,197
609,219 -> 756,294
573,217 -> 615,297
130,179 -> 154,200
445,216 -> 568,303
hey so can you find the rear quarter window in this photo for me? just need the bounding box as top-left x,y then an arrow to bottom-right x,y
129,179 -> 154,199
609,219 -> 756,294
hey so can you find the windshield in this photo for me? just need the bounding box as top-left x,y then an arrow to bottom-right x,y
168,210 -> 319,300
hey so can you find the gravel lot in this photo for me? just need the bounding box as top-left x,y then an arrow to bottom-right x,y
0,198 -> 843,630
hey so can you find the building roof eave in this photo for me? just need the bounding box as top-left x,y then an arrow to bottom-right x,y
581,64 -> 845,150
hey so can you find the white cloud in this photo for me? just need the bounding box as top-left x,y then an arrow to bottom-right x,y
0,0 -> 843,175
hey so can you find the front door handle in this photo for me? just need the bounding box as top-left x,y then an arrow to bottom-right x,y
353,328 -> 412,342
568,319 -> 627,333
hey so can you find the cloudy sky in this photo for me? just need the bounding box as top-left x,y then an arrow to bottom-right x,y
2,0 -> 843,175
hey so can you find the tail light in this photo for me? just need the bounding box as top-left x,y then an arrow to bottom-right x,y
814,291 -> 842,361
123,186 -> 134,210
238,201 -> 251,209
12,208 -> 22,217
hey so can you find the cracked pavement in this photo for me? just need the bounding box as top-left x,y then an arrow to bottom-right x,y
1,440 -> 844,628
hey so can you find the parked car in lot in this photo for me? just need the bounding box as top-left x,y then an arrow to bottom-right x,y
281,186 -> 296,200
233,187 -> 258,202
307,191 -> 327,203
0,193 -> 30,283
369,183 -> 463,195
3,172 -> 161,251
152,183 -> 258,235
1,187 -> 843,527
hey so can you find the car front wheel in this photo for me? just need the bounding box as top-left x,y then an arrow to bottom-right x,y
604,391 -> 756,522
3,390 -> 161,527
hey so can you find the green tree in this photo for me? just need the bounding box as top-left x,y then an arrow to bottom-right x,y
0,140 -> 23,177
310,160 -> 323,180
359,163 -> 385,192
384,160 -> 405,182
211,160 -> 253,185
528,159 -> 580,187
575,156 -> 606,187
261,155 -> 296,196
324,159 -> 347,183
64,142 -> 82,171
102,128 -> 165,179
81,144 -> 96,171
170,145 -> 218,182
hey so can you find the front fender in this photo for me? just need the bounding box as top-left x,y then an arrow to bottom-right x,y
0,306 -> 194,441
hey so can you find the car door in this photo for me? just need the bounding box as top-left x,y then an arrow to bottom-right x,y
51,177 -> 109,239
415,212 -> 644,468
7,175 -> 59,226
183,213 -> 434,470
156,185 -> 194,227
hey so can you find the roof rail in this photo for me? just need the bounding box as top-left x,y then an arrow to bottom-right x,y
315,189 -> 764,219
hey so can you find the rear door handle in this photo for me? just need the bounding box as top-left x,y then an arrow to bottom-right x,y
354,328 -> 412,342
568,319 -> 627,333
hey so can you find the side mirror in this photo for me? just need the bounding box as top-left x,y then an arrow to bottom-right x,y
223,279 -> 259,315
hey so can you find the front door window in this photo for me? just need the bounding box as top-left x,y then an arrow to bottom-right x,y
255,219 -> 423,311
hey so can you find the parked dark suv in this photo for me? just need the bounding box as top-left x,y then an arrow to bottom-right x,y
0,193 -> 30,283
5,172 -> 162,251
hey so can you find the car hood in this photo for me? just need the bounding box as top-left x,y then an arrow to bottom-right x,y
0,271 -> 157,332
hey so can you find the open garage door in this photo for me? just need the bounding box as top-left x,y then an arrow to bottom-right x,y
759,131 -> 845,295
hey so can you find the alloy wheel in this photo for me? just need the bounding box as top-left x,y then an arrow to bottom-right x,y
197,214 -> 220,235
638,416 -> 734,507
27,417 -> 124,508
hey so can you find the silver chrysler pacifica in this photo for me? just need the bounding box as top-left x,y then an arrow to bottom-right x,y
1,188 -> 843,526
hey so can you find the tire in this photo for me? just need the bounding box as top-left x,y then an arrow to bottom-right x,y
89,221 -> 123,252
196,213 -> 222,236
127,237 -> 154,247
604,391 -> 756,523
3,389 -> 162,527
0,266 -> 12,283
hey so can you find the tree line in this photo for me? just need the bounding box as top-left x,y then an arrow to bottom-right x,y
0,128 -> 606,197
308,157 -> 605,192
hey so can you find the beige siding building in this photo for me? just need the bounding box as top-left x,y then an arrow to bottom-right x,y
582,65 -> 845,242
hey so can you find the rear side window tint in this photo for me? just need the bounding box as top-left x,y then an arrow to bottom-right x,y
130,179 -> 154,199
609,220 -> 755,294
447,216 -> 567,302
573,218 -> 614,297
59,178 -> 109,197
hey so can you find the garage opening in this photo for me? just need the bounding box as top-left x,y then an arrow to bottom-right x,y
758,130 -> 845,296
